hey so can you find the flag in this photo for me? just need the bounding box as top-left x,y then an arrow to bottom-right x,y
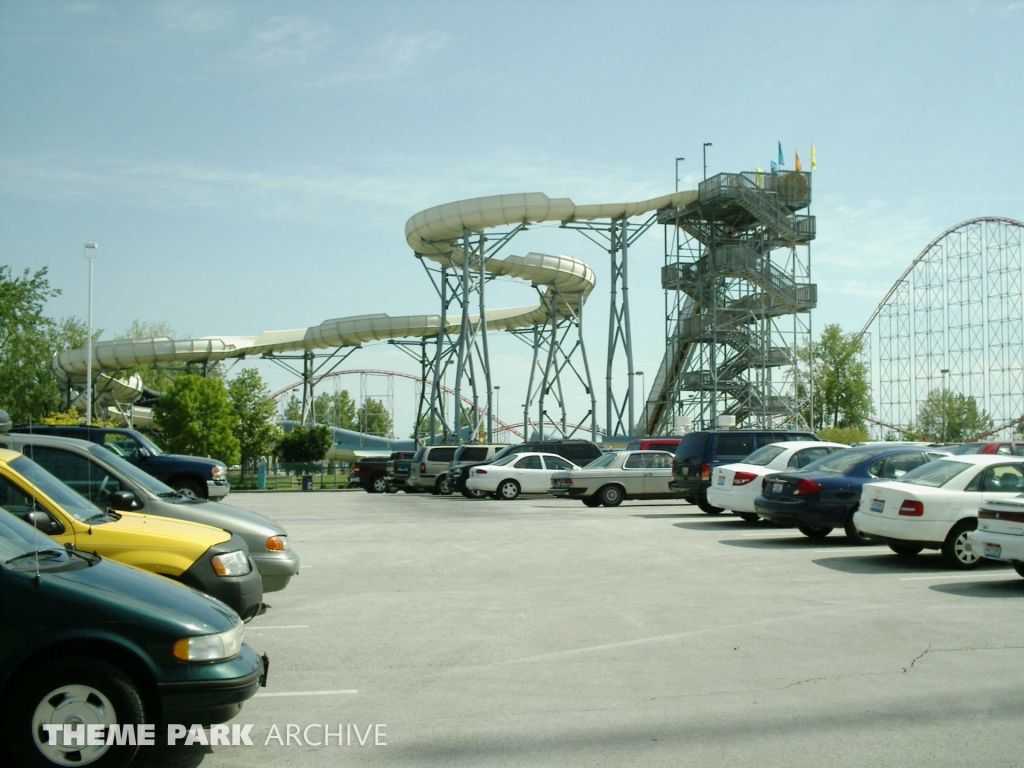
771,160 -> 777,173
810,143 -> 817,170
778,141 -> 784,166
795,151 -> 802,171
755,167 -> 763,186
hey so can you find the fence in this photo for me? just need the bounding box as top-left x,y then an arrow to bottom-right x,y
226,461 -> 354,491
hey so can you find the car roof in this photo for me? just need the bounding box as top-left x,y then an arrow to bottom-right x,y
0,446 -> 20,462
4,433 -> 97,451
767,440 -> 846,450
930,454 -> 1024,466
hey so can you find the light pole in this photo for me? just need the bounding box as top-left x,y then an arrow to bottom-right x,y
84,242 -> 98,426
636,371 -> 645,433
940,368 -> 950,442
675,157 -> 685,192
703,142 -> 712,181
493,386 -> 500,434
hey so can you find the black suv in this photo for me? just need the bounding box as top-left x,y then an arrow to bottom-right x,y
670,429 -> 819,514
450,439 -> 603,496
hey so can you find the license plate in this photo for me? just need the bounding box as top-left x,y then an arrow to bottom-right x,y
870,499 -> 885,514
716,475 -> 725,486
772,482 -> 783,494
681,467 -> 689,476
984,544 -> 1002,559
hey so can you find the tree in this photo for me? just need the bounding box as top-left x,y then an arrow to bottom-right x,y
816,426 -> 868,445
799,324 -> 871,431
282,394 -> 302,422
358,398 -> 393,437
313,389 -> 357,429
275,424 -> 332,466
911,389 -> 993,442
228,368 -> 280,480
152,375 -> 240,464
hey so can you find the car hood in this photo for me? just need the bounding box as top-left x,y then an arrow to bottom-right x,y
151,496 -> 286,539
95,510 -> 231,551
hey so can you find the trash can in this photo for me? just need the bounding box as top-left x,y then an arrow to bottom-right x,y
301,474 -> 313,492
256,461 -> 267,490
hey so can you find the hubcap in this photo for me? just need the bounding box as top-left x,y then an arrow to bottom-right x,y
374,478 -> 387,491
502,483 -> 517,498
605,488 -> 620,502
178,486 -> 198,499
32,684 -> 116,766
955,531 -> 978,564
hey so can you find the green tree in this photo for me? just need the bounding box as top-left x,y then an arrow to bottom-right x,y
313,389 -> 357,429
799,324 -> 871,431
911,389 -> 993,442
228,368 -> 281,480
275,424 -> 332,467
358,398 -> 393,437
152,375 -> 240,464
282,394 -> 302,422
816,426 -> 869,445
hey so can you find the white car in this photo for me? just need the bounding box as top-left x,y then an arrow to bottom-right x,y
853,454 -> 1024,569
970,495 -> 1024,577
466,452 -> 580,500
707,441 -> 848,522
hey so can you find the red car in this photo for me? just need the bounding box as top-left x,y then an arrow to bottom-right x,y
950,441 -> 1024,457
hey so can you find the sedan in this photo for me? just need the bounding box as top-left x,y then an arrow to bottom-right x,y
972,495 -> 1024,576
707,441 -> 847,522
855,455 -> 1024,568
466,452 -> 579,500
755,444 -> 949,543
548,450 -> 679,507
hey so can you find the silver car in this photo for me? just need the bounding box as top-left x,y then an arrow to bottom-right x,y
1,433 -> 300,593
549,450 -> 683,507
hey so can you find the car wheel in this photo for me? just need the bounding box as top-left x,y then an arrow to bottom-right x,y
175,478 -> 205,499
582,497 -> 602,508
462,488 -> 486,499
798,525 -> 832,538
371,476 -> 389,494
889,544 -> 923,557
8,657 -> 144,768
1013,563 -> 1024,579
598,485 -> 624,507
941,519 -> 980,569
494,480 -> 520,500
384,482 -> 399,494
844,513 -> 874,545
434,475 -> 452,496
736,512 -> 760,523
696,495 -> 724,515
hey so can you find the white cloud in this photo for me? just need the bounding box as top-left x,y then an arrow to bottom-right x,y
156,0 -> 230,33
243,16 -> 329,66
306,31 -> 450,86
61,1 -> 100,13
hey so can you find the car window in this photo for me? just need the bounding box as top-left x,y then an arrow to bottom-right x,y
0,473 -> 36,516
7,456 -> 105,523
714,433 -> 754,459
20,446 -> 123,506
429,447 -> 457,463
626,441 -> 641,451
788,446 -> 832,469
869,452 -> 927,479
643,453 -> 673,469
544,456 -> 574,471
515,455 -> 543,470
623,454 -> 645,469
648,442 -> 679,453
1016,444 -> 1024,457
459,447 -> 489,462
583,453 -> 617,469
745,445 -> 786,466
412,447 -> 426,463
900,459 -> 973,488
808,449 -> 869,475
981,464 -> 1024,493
675,432 -> 710,461
103,433 -> 144,458
964,470 -> 983,492
491,454 -> 519,467
950,443 -> 984,455
996,444 -> 1013,455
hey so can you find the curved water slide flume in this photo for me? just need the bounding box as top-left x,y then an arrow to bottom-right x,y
53,191 -> 698,426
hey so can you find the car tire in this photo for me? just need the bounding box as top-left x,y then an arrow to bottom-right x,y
798,525 -> 832,538
371,476 -> 389,494
889,544 -> 924,557
175,477 -> 206,499
582,497 -> 602,508
844,513 -> 874,545
1013,563 -> 1024,579
462,488 -> 487,499
7,657 -> 144,768
384,483 -> 399,494
696,495 -> 724,515
736,512 -> 760,523
598,485 -> 624,507
494,479 -> 520,500
433,475 -> 451,496
941,519 -> 980,569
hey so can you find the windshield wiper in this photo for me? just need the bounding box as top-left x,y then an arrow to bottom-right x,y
6,548 -> 65,564
83,511 -> 117,524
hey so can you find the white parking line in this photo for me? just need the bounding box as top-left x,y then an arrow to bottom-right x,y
250,625 -> 310,630
899,573 -> 1020,582
256,690 -> 358,698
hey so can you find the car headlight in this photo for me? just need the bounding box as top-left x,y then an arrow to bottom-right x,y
173,620 -> 245,662
210,550 -> 251,576
211,465 -> 226,481
266,535 -> 289,551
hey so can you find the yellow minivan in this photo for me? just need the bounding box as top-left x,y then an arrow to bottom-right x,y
0,448 -> 263,619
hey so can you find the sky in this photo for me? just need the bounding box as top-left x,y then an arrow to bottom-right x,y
1,0 -> 1022,439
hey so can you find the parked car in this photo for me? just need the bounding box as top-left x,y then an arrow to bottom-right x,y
385,450 -> 420,493
0,509 -> 267,768
2,433 -> 300,593
670,429 -> 820,514
624,437 -> 682,453
10,425 -> 230,500
754,444 -> 950,543
549,450 -> 679,507
949,441 -> 1024,456
451,439 -> 603,497
0,447 -> 264,619
854,455 -> 1024,568
349,455 -> 392,493
407,445 -> 459,494
467,452 -> 580,500
707,441 -> 848,521
447,444 -> 506,498
972,494 -> 1024,576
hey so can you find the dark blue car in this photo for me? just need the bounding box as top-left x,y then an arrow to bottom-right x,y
754,444 -> 950,542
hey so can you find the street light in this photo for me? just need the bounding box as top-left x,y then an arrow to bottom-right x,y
703,142 -> 713,181
675,157 -> 685,192
940,368 -> 950,442
84,242 -> 98,426
493,386 -> 500,426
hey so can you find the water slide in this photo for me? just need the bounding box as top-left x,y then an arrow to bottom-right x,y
52,190 -> 699,452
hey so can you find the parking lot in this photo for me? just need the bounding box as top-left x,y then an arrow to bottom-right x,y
152,490 -> 1024,767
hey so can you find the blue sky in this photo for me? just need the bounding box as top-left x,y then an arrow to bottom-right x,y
2,1 -> 1022,436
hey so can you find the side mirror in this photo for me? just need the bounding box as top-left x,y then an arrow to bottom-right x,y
26,511 -> 59,534
137,447 -> 150,459
110,490 -> 141,511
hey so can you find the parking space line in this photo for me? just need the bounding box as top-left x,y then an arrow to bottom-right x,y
256,689 -> 358,698
249,625 -> 310,630
898,573 -> 1019,582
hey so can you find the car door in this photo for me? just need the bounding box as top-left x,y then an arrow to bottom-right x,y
20,445 -> 129,509
642,452 -> 674,494
513,455 -> 545,493
979,463 -> 1024,503
619,453 -> 647,495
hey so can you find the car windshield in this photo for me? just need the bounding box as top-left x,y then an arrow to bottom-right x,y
88,444 -> 177,495
743,445 -> 786,466
583,453 -> 618,469
8,455 -> 106,523
802,449 -> 868,475
132,432 -> 164,456
949,443 -> 983,455
899,459 -> 973,488
490,453 -> 520,467
0,506 -> 54,561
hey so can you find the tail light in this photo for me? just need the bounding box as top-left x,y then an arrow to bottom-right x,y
700,463 -> 710,480
420,463 -> 426,474
352,465 -> 360,475
792,478 -> 822,496
560,478 -> 573,485
733,471 -> 757,486
898,500 -> 924,516
475,468 -> 488,475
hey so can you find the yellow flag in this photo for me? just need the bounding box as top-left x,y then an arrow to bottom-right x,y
754,167 -> 762,186
794,151 -> 802,171
810,143 -> 817,169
